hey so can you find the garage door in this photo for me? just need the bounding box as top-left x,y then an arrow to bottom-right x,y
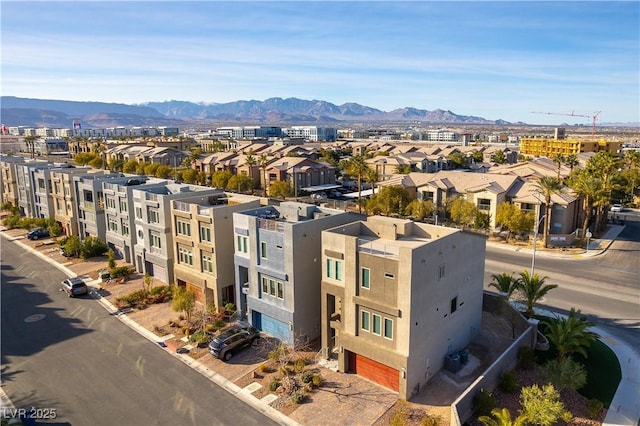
253,312 -> 290,344
152,265 -> 168,285
349,352 -> 399,392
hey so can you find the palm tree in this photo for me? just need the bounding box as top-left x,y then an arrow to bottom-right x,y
569,169 -> 602,242
489,272 -> 519,299
534,176 -> 562,248
543,308 -> 599,360
258,153 -> 269,196
479,408 -> 527,426
552,153 -> 565,180
364,168 -> 379,196
346,155 -> 369,214
245,150 -> 256,195
563,153 -> 579,174
515,270 -> 558,318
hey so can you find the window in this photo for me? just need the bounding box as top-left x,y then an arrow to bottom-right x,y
326,258 -> 343,281
372,314 -> 382,335
176,220 -> 191,236
106,197 -> 116,209
477,198 -> 491,211
148,209 -> 159,223
384,318 -> 393,340
200,225 -> 211,242
261,241 -> 267,259
108,218 -> 118,232
178,247 -> 193,265
202,254 -> 213,272
135,207 -> 143,219
150,233 -> 162,249
384,273 -> 394,279
261,276 -> 284,300
450,296 -> 458,314
64,186 -> 70,197
361,268 -> 370,289
439,264 -> 446,280
121,222 -> 129,236
361,310 -> 370,332
236,235 -> 248,253
119,200 -> 127,212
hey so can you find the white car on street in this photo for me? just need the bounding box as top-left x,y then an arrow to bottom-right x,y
610,204 -> 623,212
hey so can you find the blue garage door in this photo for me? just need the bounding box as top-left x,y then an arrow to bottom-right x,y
253,312 -> 290,344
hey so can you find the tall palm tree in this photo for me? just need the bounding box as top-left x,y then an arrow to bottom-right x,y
585,152 -> 620,232
489,272 -> 519,299
346,155 -> 369,214
364,168 -> 379,196
563,153 -> 579,175
515,270 -> 558,318
543,308 -> 599,360
479,408 -> 528,426
552,153 -> 565,180
534,176 -> 562,248
258,153 -> 269,196
569,169 -> 602,242
245,150 -> 256,195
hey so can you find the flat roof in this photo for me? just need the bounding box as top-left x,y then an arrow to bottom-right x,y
300,184 -> 342,192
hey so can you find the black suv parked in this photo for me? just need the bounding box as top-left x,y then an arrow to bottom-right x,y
208,322 -> 260,361
26,228 -> 49,240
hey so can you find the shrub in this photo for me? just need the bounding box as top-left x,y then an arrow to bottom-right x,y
586,398 -> 603,419
80,235 -> 108,259
107,248 -> 116,269
542,358 -> 587,391
258,363 -> 268,373
109,266 -> 132,278
294,358 -> 306,373
190,329 -> 209,347
473,389 -> 496,417
205,324 -> 216,333
498,370 -> 519,393
181,326 -> 191,336
269,379 -> 280,391
520,384 -> 572,426
301,371 -> 314,383
62,235 -> 82,258
213,319 -> 226,328
291,391 -> 305,404
150,285 -> 170,296
517,345 -> 537,370
311,374 -> 323,387
420,414 -> 444,426
121,289 -> 147,305
390,400 -> 409,426
279,365 -> 292,377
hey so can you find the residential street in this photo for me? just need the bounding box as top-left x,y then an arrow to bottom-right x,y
0,242 -> 279,426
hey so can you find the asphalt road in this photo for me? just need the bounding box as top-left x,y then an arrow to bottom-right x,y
484,215 -> 640,350
1,243 -> 279,426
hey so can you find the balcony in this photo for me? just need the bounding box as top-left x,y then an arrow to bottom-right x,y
357,238 -> 399,259
257,218 -> 285,232
197,206 -> 212,216
173,200 -> 190,212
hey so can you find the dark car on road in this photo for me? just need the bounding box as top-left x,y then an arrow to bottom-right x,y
26,228 -> 49,240
208,322 -> 260,361
60,277 -> 88,297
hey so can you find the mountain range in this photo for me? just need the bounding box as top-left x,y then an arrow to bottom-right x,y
0,96 -> 511,128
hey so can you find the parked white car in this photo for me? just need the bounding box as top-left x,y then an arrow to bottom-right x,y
610,204 -> 623,212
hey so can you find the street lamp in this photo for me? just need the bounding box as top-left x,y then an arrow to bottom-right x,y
531,214 -> 546,276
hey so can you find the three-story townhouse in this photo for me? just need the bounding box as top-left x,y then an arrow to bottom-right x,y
50,167 -> 95,237
320,216 -> 486,399
0,155 -> 26,206
233,202 -> 359,347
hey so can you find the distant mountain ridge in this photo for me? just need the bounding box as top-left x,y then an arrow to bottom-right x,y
1,96 -> 508,127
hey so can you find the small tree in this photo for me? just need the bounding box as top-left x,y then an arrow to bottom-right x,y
107,248 -> 117,269
63,235 -> 82,258
142,272 -> 153,296
47,221 -> 63,238
449,197 -> 477,229
514,270 -> 558,318
269,180 -> 290,199
489,272 -> 519,298
542,308 -> 599,360
479,407 -> 527,426
519,384 -> 572,426
172,285 -> 197,325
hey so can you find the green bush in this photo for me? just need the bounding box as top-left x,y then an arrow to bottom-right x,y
311,374 -> 323,387
294,358 -> 306,373
586,398 -> 604,419
517,345 -> 537,370
107,248 -> 116,269
472,389 -> 496,417
190,329 -> 209,346
301,371 -> 314,383
150,285 -> 170,296
109,266 -> 132,278
291,391 -> 305,404
62,235 -> 82,257
498,370 -> 519,393
269,379 -> 280,391
80,235 -> 108,259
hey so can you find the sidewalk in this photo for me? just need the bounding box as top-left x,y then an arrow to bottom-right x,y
486,224 -> 626,260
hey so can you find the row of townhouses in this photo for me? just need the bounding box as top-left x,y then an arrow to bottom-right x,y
0,154 -> 487,399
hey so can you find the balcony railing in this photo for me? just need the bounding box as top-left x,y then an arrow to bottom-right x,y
197,206 -> 212,216
173,200 -> 190,212
357,238 -> 399,258
257,218 -> 285,232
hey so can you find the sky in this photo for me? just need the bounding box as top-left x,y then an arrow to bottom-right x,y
2,1 -> 639,125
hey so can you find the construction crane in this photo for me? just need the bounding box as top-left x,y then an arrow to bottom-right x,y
531,111 -> 602,136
